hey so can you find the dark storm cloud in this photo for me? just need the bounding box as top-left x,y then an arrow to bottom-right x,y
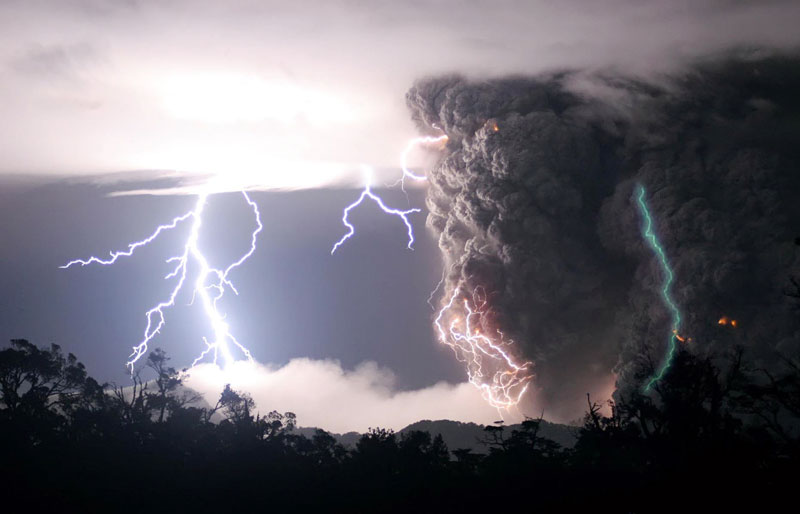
600,56 -> 800,398
407,73 -> 630,419
407,55 -> 800,419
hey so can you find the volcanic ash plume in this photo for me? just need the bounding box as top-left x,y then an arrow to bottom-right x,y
407,57 -> 800,420
406,74 -> 631,419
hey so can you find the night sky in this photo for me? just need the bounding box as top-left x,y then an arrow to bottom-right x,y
0,181 -> 452,388
3,0 -> 800,431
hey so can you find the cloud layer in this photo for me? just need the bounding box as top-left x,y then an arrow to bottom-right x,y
184,359 -> 519,433
2,1 -> 800,191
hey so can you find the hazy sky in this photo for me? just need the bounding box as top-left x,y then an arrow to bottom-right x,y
0,181 -> 500,430
2,0 -> 799,188
2,0 -> 799,430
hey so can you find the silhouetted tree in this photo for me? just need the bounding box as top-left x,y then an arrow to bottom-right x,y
307,428 -> 348,466
0,339 -> 96,415
145,348 -> 200,422
737,353 -> 800,452
1,338 -> 797,512
110,369 -> 149,425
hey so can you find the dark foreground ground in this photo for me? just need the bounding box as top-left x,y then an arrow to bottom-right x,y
1,340 -> 798,512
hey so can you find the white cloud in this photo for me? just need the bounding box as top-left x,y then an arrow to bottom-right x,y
183,359 -> 521,433
2,1 -> 799,189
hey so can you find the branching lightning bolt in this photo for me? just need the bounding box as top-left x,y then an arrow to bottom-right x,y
330,134 -> 533,410
331,167 -> 421,254
636,184 -> 682,391
62,190 -> 262,371
394,134 -> 449,191
435,287 -> 533,410
331,135 -> 447,254
427,264 -> 448,311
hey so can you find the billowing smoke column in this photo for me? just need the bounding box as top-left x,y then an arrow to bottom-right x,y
408,56 -> 800,419
407,75 -> 629,418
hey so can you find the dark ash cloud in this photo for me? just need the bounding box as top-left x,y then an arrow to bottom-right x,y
407,54 -> 800,420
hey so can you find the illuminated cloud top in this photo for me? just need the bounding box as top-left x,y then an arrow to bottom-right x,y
2,1 -> 799,192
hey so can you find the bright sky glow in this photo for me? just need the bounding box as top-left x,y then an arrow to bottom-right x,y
3,1 -> 797,191
160,72 -> 356,125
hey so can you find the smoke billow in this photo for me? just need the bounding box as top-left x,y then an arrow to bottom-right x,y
407,55 -> 800,420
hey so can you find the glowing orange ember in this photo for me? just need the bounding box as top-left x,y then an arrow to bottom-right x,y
718,317 -> 729,325
672,329 -> 689,343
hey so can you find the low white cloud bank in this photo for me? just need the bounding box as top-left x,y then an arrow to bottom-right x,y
183,359 -> 520,433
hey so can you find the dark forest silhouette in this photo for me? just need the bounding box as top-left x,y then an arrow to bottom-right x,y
1,339 -> 798,512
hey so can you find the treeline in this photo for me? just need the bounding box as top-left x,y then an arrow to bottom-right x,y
0,339 -> 798,512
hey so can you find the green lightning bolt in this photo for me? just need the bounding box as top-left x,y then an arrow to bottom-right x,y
635,184 -> 682,392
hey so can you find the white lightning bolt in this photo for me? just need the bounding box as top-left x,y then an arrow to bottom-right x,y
396,134 -> 449,191
427,264 -> 448,311
331,167 -> 421,254
434,287 -> 533,410
331,135 -> 447,254
330,132 -> 531,411
62,190 -> 262,371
